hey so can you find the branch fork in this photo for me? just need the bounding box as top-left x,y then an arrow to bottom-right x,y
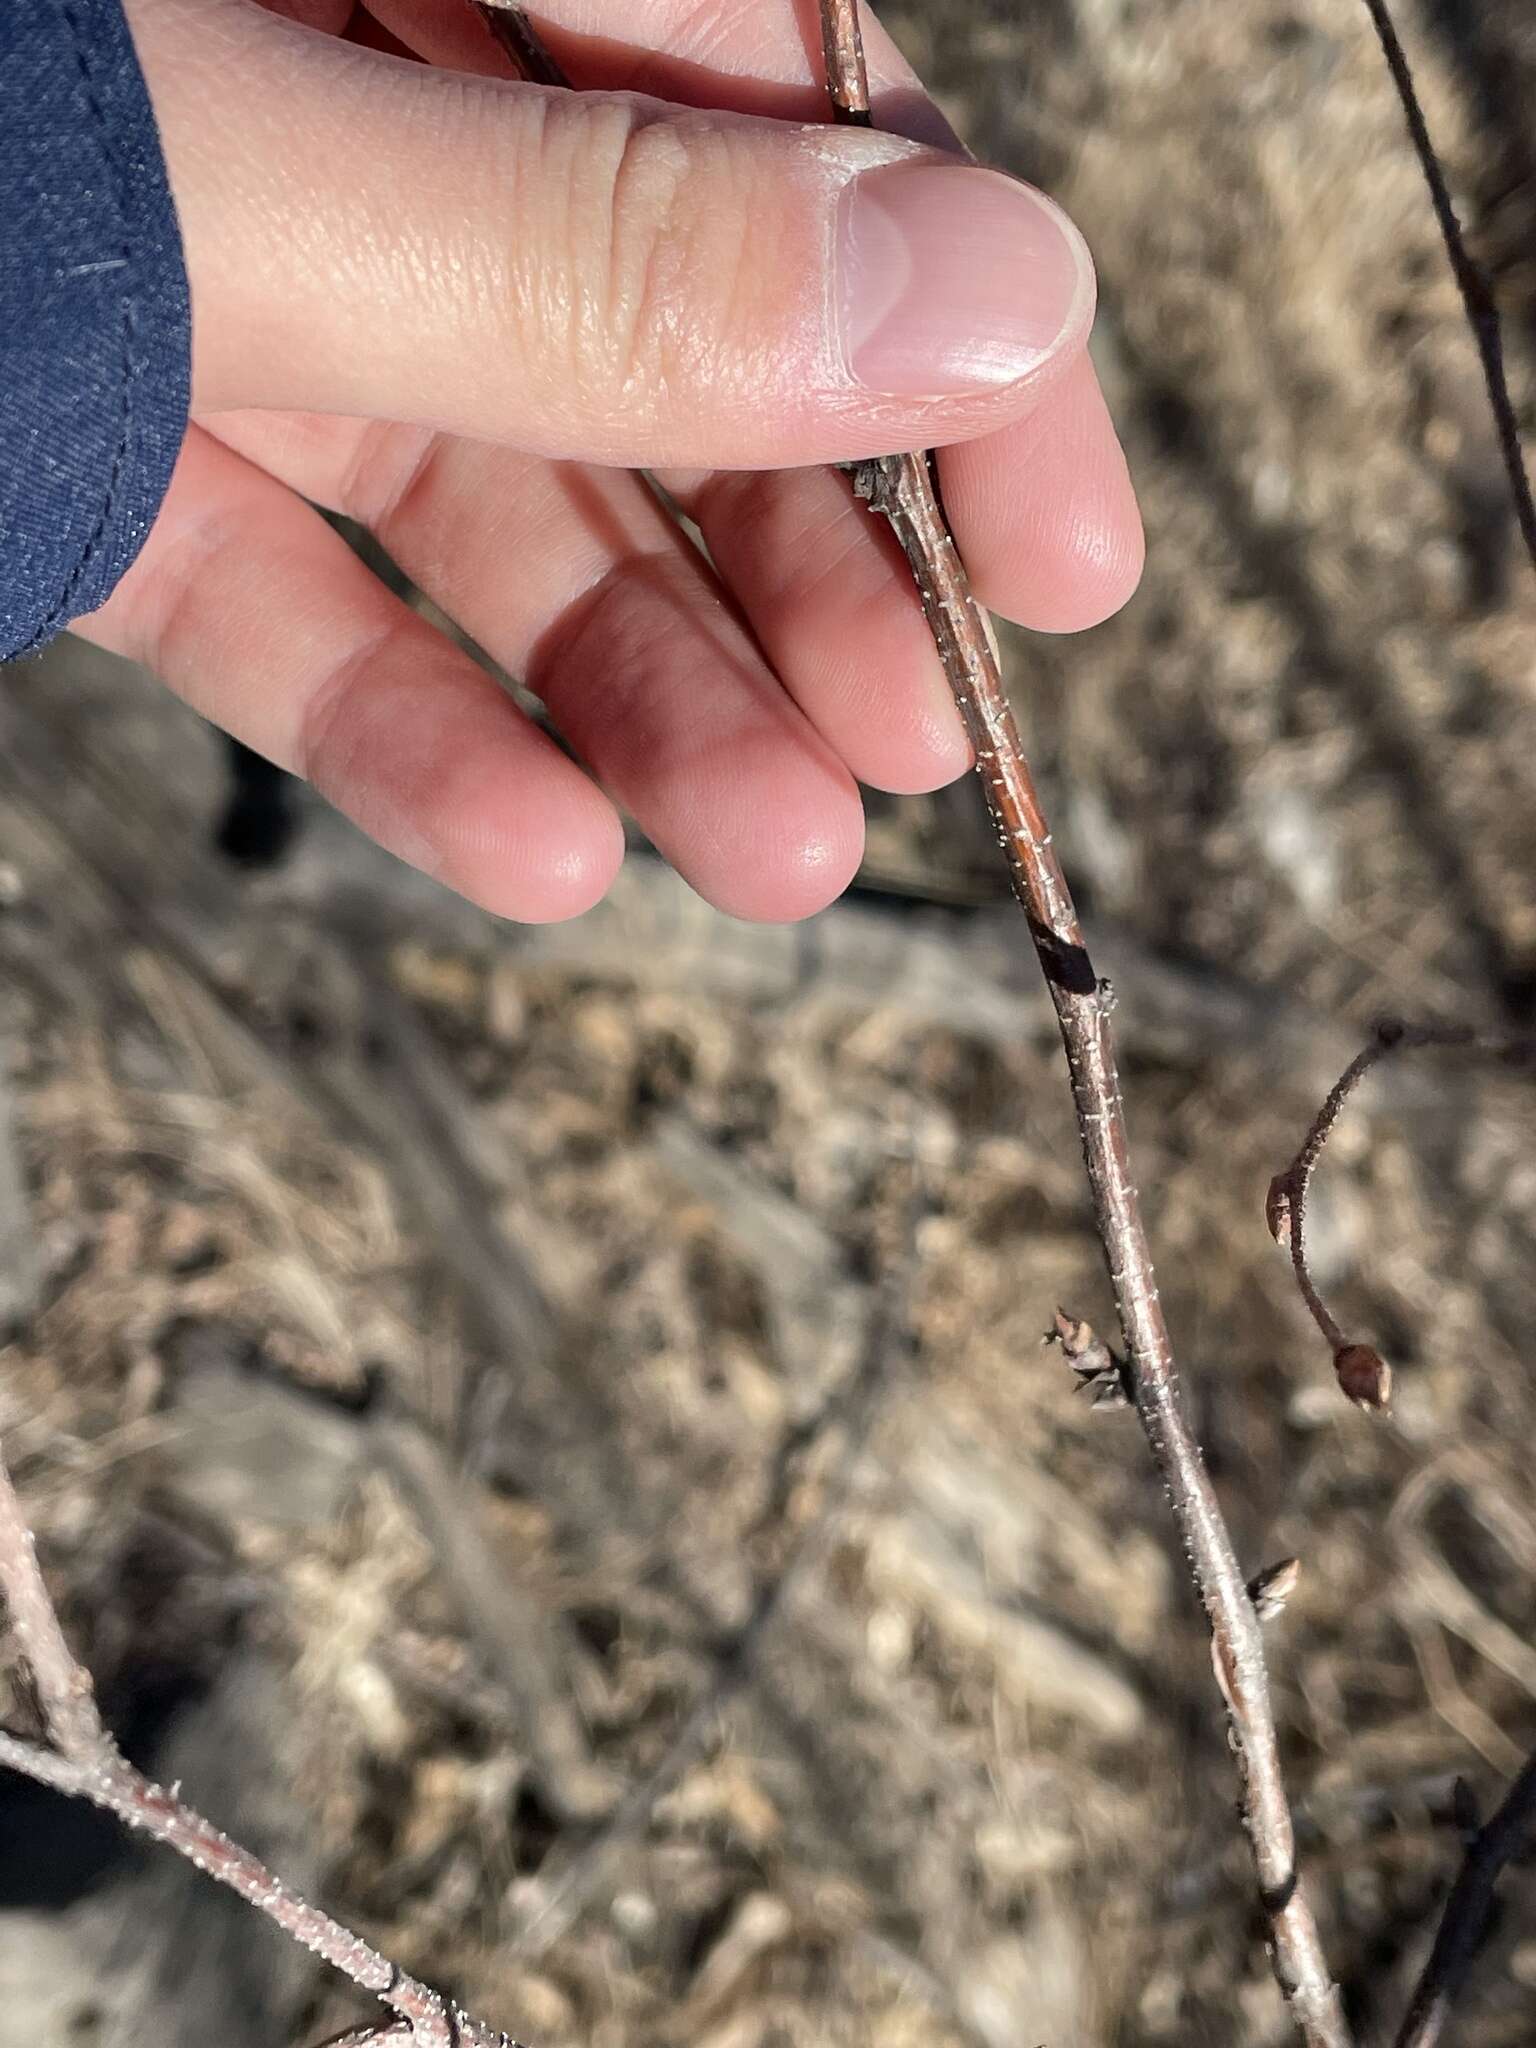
0,1440 -> 519,2048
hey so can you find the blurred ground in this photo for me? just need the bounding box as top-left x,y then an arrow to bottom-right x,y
5,1 -> 1536,2044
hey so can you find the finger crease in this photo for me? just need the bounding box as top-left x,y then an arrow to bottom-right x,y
295,621 -> 402,793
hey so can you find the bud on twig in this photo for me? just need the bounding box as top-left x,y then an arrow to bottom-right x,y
1333,1342 -> 1392,1412
1267,1029 -> 1462,1414
1265,1174 -> 1292,1247
1248,1557 -> 1302,1626
1045,1310 -> 1133,1409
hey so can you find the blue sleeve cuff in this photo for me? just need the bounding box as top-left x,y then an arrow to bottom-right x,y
1,0 -> 192,658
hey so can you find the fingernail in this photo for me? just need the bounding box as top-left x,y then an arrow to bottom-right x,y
837,161 -> 1090,397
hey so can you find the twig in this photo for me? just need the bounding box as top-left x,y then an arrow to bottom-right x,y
1394,1750 -> 1536,2048
817,0 -> 871,126
1267,1025 -> 1410,1410
469,2 -> 568,88
0,1438 -> 109,1761
316,2030 -> 415,2048
811,9 -> 1351,2044
0,1434 -> 521,2048
1357,0 -> 1536,584
1267,1021 -> 1531,1406
1270,1015 -> 1536,2038
0,1055 -> 40,1334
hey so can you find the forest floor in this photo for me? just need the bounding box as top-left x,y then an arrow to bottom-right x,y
6,1 -> 1536,2044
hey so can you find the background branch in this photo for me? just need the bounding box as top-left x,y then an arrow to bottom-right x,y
1269,1021 -> 1533,1406
1394,1751 -> 1536,2048
0,1438 -> 518,2048
0,1432 -> 109,1762
1356,0 -> 1536,584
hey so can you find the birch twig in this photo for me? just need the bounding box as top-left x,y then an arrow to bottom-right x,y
811,8 -> 1351,2043
469,1 -> 568,87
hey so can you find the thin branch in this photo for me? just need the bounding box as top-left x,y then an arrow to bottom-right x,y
814,10 -> 1350,2044
817,0 -> 871,126
0,1443 -> 109,1761
0,1433 -> 520,2048
1267,1026 -> 1406,1409
316,2029 -> 415,2048
1394,1749 -> 1536,2048
1270,1012 -> 1536,2039
1357,0 -> 1536,584
1268,1021 -> 1531,1405
470,1 -> 569,87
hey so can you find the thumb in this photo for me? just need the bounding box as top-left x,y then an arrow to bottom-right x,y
130,0 -> 1095,469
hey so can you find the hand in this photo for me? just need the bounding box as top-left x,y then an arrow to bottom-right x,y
84,0 -> 1142,923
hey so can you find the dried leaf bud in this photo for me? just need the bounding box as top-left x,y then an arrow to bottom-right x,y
1334,1342 -> 1392,1412
1046,1309 -> 1094,1359
1089,1374 -> 1133,1410
1248,1557 -> 1302,1625
1045,1309 -> 1133,1410
1264,1174 -> 1293,1246
1210,1631 -> 1238,1716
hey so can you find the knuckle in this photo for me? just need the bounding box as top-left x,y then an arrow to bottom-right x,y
525,95 -> 754,413
603,110 -> 695,394
340,422 -> 442,539
295,627 -> 392,801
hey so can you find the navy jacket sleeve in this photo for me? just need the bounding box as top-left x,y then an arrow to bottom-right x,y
1,0 -> 191,658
